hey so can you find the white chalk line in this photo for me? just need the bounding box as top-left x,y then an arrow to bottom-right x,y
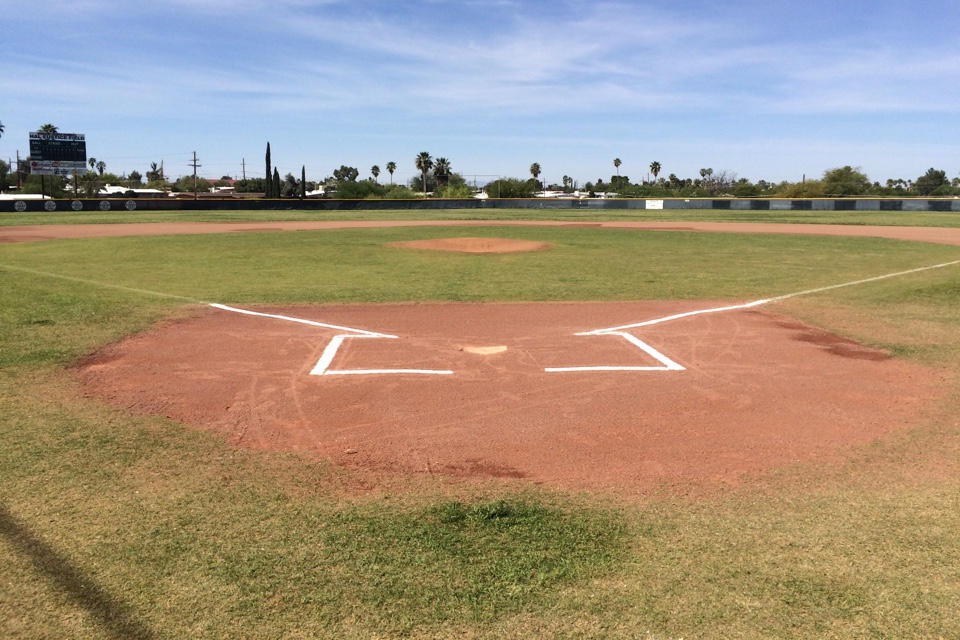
210,305 -> 453,377
577,300 -> 770,336
764,258 -> 960,303
549,258 -> 960,373
0,263 -> 206,302
209,304 -> 393,338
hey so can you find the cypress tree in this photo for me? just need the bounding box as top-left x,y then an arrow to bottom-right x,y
265,142 -> 272,198
273,168 -> 281,199
300,165 -> 306,200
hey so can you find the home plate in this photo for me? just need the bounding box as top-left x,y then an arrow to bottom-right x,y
463,345 -> 508,355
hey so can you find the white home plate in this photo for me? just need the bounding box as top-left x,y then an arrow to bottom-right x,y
463,345 -> 508,355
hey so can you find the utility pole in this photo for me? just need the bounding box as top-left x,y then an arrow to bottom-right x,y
16,150 -> 22,189
242,158 -> 246,180
189,151 -> 201,199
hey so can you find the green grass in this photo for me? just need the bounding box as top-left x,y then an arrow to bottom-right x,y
2,226 -> 957,307
2,206 -> 960,227
1,224 -> 960,638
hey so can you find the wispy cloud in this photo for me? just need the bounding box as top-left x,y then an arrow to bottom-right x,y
2,0 -> 958,181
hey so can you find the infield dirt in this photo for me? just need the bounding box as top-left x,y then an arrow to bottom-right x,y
76,300 -> 943,492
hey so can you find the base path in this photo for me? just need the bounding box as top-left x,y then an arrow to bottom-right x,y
2,220 -> 960,246
77,301 -> 943,492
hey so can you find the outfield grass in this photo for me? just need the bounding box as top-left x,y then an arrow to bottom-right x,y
2,225 -> 959,638
2,206 -> 960,228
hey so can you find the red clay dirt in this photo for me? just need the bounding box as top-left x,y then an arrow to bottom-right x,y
76,300 -> 943,492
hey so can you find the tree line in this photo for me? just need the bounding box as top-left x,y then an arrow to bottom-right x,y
3,126 -> 958,199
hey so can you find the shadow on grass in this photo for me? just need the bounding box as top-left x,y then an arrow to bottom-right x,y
0,505 -> 155,640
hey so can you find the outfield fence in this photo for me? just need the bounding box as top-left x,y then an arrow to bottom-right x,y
2,196 -> 959,214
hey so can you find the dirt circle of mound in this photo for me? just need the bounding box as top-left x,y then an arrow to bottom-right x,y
388,237 -> 553,253
76,301 -> 943,493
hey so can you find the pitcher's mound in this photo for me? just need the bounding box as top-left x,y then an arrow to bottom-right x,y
389,237 -> 553,253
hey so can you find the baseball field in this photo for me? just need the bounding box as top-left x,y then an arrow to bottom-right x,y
2,209 -> 959,638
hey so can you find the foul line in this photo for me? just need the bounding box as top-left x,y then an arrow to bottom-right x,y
549,258 -> 960,373
0,263 -> 205,302
209,304 -> 392,338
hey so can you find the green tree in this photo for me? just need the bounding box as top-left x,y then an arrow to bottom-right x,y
821,165 -> 870,196
732,178 -> 760,197
371,165 -> 380,183
80,172 -> 104,197
334,180 -> 386,199
384,184 -> 418,199
649,161 -> 661,182
146,162 -> 164,183
39,123 -> 58,133
88,157 -> 97,172
172,176 -> 212,193
301,166 -> 306,199
264,142 -> 273,198
484,177 -> 535,198
613,158 -> 621,177
433,157 -> 451,186
272,168 -> 281,198
96,160 -> 106,176
434,172 -> 473,198
415,151 -> 433,195
333,165 -> 359,182
0,159 -> 9,192
776,179 -> 825,198
0,120 -> 5,139
529,162 -> 542,193
127,170 -> 143,186
914,168 -> 949,196
233,178 -> 267,193
280,172 -> 300,197
386,161 -> 397,184
21,174 -> 66,197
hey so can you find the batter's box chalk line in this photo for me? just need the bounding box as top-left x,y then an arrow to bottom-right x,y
209,304 -> 453,377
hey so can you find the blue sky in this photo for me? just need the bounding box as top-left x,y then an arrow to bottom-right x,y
2,0 -> 959,186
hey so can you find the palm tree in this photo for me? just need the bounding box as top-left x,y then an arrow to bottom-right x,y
371,165 -> 380,183
80,172 -> 103,197
39,124 -> 58,133
88,157 -> 97,172
386,161 -> 396,184
529,162 -> 541,193
649,161 -> 661,183
96,160 -> 106,176
0,120 -> 5,139
613,158 -> 621,177
415,152 -> 433,195
433,157 -> 451,185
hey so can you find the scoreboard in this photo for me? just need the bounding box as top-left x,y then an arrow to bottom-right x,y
29,132 -> 87,175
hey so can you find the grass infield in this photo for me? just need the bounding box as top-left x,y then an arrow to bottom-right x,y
1,222 -> 959,638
